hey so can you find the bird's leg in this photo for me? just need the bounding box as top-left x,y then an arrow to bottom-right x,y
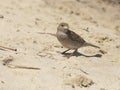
61,49 -> 70,54
73,49 -> 78,54
72,49 -> 80,56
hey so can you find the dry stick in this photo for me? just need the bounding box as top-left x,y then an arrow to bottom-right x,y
7,64 -> 41,70
80,68 -> 89,75
3,58 -> 40,70
37,32 -> 56,37
0,45 -> 17,51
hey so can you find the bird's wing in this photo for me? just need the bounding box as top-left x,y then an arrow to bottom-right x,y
66,30 -> 86,43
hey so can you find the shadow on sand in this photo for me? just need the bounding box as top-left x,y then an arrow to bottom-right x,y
62,51 -> 102,58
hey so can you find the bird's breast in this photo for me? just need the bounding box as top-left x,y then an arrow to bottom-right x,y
56,31 -> 80,49
57,31 -> 67,39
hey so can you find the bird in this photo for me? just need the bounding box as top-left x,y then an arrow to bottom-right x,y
56,22 -> 100,54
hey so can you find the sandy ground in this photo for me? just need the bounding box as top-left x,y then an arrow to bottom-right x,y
0,0 -> 120,90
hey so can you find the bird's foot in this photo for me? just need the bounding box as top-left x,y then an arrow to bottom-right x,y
61,49 -> 71,54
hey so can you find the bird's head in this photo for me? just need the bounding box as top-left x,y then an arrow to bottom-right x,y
57,22 -> 69,31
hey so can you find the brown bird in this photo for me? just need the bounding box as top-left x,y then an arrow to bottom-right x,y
56,22 -> 100,54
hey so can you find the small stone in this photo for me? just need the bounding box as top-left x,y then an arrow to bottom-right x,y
16,29 -> 20,32
116,45 -> 120,48
72,85 -> 75,88
1,81 -> 5,84
75,12 -> 80,15
70,11 -> 74,14
0,15 -> 4,18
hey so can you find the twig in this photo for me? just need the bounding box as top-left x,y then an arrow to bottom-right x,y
0,45 -> 17,51
7,64 -> 40,70
2,57 -> 40,70
80,68 -> 89,75
37,32 -> 56,37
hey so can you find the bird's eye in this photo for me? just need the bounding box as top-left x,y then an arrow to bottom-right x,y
61,25 -> 64,27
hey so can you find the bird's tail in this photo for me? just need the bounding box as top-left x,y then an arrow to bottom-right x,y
84,42 -> 100,48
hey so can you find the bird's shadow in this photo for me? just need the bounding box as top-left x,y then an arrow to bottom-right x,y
62,51 -> 102,58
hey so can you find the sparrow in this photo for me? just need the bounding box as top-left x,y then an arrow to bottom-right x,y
56,22 -> 100,54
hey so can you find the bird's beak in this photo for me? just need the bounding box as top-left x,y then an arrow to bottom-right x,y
63,26 -> 68,30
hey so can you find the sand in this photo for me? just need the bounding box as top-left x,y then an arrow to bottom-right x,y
0,0 -> 120,90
